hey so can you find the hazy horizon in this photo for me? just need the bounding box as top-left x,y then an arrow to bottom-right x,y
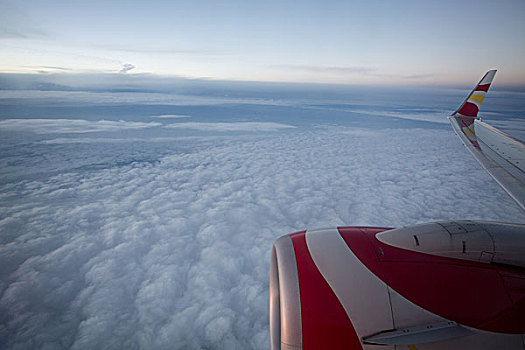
2,70 -> 525,94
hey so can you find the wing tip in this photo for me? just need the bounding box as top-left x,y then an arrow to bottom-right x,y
480,69 -> 497,85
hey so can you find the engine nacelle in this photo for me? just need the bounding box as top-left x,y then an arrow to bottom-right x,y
270,222 -> 525,349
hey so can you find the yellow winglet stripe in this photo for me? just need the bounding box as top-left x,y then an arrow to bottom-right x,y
468,94 -> 485,105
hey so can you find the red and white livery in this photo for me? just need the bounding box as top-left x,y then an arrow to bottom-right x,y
270,71 -> 525,349
449,70 -> 525,210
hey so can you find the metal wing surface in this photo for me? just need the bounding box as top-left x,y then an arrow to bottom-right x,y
449,70 -> 525,211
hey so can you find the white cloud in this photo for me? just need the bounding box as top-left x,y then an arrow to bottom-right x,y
0,119 -> 161,134
1,126 -> 523,349
38,136 -> 207,144
164,122 -> 296,132
0,90 -> 288,107
150,114 -> 191,119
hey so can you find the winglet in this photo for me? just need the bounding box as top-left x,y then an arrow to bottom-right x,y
452,70 -> 497,118
448,70 -> 525,211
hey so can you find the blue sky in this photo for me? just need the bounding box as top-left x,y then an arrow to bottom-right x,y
1,0 -> 525,86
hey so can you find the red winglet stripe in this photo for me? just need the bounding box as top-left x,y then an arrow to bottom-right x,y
290,231 -> 362,350
475,84 -> 491,92
458,102 -> 479,117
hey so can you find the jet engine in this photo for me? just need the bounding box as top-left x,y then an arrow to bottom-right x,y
270,222 -> 525,349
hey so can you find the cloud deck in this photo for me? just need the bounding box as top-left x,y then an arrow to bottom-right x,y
1,125 -> 523,349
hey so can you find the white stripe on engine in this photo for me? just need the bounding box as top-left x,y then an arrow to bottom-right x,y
305,228 -> 393,340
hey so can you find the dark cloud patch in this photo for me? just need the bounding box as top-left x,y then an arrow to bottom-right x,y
120,63 -> 136,74
38,66 -> 73,71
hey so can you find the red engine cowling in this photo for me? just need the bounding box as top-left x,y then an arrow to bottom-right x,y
270,222 -> 525,350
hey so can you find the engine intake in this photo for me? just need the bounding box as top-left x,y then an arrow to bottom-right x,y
270,234 -> 303,350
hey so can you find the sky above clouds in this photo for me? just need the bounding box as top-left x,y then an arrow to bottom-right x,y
1,0 -> 525,86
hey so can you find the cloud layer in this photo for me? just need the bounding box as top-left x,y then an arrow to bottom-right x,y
164,122 -> 296,132
0,119 -> 161,134
1,125 -> 523,349
150,114 -> 191,119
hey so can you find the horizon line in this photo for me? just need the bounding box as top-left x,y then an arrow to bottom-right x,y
1,71 -> 525,92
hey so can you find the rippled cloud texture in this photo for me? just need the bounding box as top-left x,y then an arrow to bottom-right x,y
164,122 -> 296,132
1,86 -> 524,349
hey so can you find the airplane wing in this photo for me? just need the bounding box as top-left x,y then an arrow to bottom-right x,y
449,70 -> 525,211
